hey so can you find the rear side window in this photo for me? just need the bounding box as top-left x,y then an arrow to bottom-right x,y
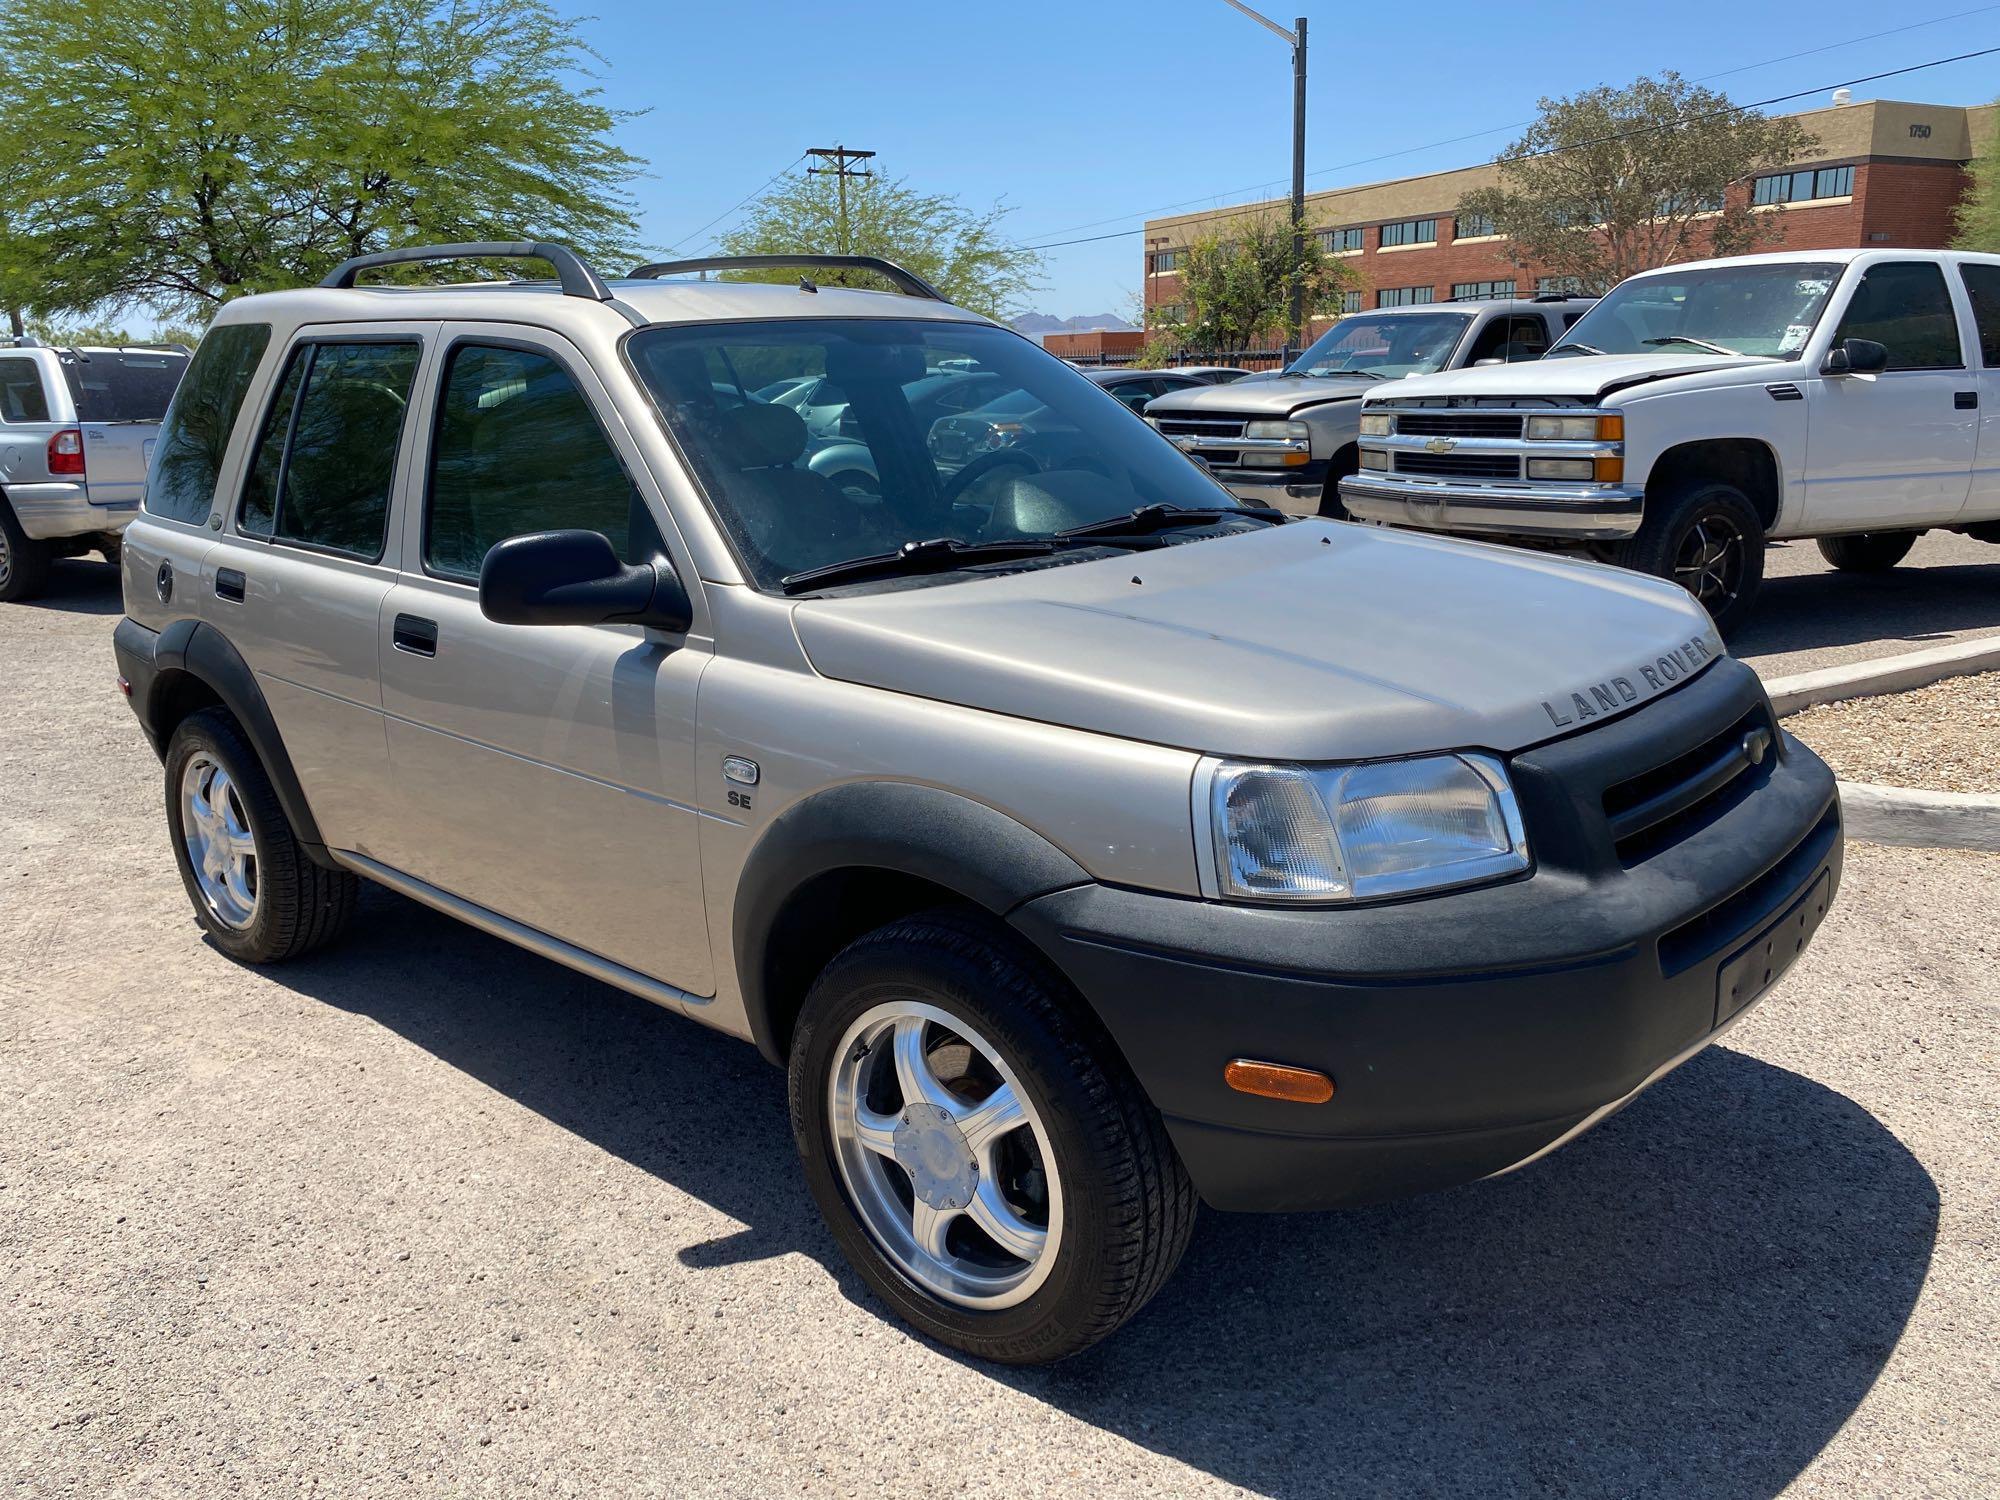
424,343 -> 654,579
1958,263 -> 2000,366
0,358 -> 49,422
146,324 -> 273,525
60,351 -> 187,421
237,340 -> 420,558
1831,261 -> 1963,370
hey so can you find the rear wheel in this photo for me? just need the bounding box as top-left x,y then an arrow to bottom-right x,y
789,911 -> 1196,1363
1616,480 -> 1765,636
1816,531 -> 1919,573
0,498 -> 52,603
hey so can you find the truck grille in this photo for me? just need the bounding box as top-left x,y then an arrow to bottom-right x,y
1602,705 -> 1777,865
1393,412 -> 1524,440
1152,415 -> 1251,441
1394,452 -> 1520,479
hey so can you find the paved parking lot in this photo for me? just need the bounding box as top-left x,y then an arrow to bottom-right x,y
4,560 -> 1996,1498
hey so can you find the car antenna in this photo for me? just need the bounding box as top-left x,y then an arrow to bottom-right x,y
799,276 -> 819,294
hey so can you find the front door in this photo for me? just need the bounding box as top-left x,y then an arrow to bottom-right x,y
373,325 -> 714,995
1804,260 -> 1978,529
1954,261 -> 2000,523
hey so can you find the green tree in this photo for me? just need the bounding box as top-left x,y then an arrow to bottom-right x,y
1952,103 -> 2000,251
0,0 -> 643,321
1158,214 -> 1356,352
717,171 -> 1042,320
1457,73 -> 1816,292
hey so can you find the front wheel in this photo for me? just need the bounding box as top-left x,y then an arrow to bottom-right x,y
1616,480 -> 1765,636
789,911 -> 1196,1364
0,498 -> 53,603
1816,531 -> 1918,573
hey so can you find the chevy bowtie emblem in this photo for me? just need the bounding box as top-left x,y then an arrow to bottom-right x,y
1425,436 -> 1457,454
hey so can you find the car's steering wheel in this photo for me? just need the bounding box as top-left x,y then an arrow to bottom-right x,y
938,448 -> 1045,507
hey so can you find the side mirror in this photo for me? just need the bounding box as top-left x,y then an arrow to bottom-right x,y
1473,357 -> 1504,367
1822,337 -> 1889,376
479,529 -> 693,634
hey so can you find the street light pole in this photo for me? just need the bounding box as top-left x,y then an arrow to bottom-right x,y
1219,1 -> 1308,358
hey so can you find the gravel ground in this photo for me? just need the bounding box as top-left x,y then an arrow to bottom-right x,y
1787,672 -> 2000,793
4,561 -> 1998,1499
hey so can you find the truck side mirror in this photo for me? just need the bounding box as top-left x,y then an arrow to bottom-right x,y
479,529 -> 693,634
1822,337 -> 1889,377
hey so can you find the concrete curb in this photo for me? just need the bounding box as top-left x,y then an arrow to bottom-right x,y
1763,634 -> 2000,716
1838,780 -> 2000,853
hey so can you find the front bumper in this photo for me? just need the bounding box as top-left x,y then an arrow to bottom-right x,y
1340,474 -> 1644,540
1009,659 -> 1841,1212
6,480 -> 137,541
1210,460 -> 1329,517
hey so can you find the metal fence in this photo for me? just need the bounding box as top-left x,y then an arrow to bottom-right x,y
1061,346 -> 1295,372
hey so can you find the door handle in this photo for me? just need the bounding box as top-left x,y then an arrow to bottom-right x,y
1955,390 -> 1978,409
392,614 -> 439,657
214,568 -> 246,603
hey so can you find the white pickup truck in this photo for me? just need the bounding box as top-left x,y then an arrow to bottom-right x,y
1339,249 -> 2000,632
0,341 -> 190,602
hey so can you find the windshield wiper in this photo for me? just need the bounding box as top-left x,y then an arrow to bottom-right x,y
1054,503 -> 1285,541
781,537 -> 1058,594
1291,367 -> 1385,380
1644,335 -> 1740,356
1546,341 -> 1606,357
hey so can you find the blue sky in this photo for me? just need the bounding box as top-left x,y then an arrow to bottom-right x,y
573,0 -> 2000,318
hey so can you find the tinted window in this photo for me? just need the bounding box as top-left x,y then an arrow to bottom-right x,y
1957,263 -> 2000,366
145,323 -> 272,525
1833,261 -> 1962,370
61,351 -> 187,421
0,358 -> 48,423
425,344 -> 652,579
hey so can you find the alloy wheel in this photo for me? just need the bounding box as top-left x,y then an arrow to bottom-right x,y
1673,511 -> 1747,612
180,754 -> 259,928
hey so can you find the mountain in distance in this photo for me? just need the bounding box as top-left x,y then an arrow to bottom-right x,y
1009,311 -> 1135,335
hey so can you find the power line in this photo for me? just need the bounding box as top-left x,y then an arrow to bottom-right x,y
663,155 -> 806,256
1014,8 -> 2000,248
807,145 -> 876,255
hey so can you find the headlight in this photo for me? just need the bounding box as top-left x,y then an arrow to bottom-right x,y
1207,753 -> 1529,903
1358,412 -> 1392,436
1526,414 -> 1622,441
1244,419 -> 1308,442
1144,415 -> 1160,430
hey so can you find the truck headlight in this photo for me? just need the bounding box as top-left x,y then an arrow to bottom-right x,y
1526,414 -> 1622,441
1243,420 -> 1308,442
1207,754 -> 1529,903
1358,412 -> 1392,436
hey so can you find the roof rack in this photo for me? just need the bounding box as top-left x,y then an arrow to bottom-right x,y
625,254 -> 947,303
319,241 -> 614,302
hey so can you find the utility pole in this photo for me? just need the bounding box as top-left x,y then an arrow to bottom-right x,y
1219,2 -> 1307,358
807,145 -> 875,255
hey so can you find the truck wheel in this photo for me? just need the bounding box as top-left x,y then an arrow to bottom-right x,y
1816,531 -> 1918,573
164,708 -> 359,963
1617,480 -> 1765,636
0,498 -> 53,603
789,910 -> 1196,1364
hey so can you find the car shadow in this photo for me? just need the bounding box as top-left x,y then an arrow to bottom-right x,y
271,884 -> 1937,1500
1736,559 -> 2000,661
19,557 -> 123,616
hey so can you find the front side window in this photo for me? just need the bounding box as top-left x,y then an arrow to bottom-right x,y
0,358 -> 48,423
1958,263 -> 2000,366
626,319 -> 1244,591
1552,262 -> 1843,360
1831,261 -> 1963,370
237,340 -> 420,557
1379,218 -> 1438,248
146,322 -> 272,526
426,343 -> 656,579
1290,310 -> 1473,377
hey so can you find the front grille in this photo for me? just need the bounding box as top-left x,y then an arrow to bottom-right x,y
1394,451 -> 1520,479
1394,412 -> 1524,440
1153,414 -> 1251,441
1603,705 -> 1776,864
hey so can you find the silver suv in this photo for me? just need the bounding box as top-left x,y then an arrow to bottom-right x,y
114,243 -> 1842,1363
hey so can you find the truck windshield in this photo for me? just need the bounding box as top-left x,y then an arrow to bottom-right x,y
59,350 -> 189,421
627,318 -> 1256,592
1549,263 -> 1843,361
1287,312 -> 1475,378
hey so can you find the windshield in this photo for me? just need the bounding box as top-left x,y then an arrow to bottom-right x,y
60,349 -> 189,421
1551,262 -> 1843,360
626,319 -> 1249,591
1288,312 -> 1475,378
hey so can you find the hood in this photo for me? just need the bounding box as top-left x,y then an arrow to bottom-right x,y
791,522 -> 1722,762
1378,352 -> 1776,403
1143,375 -> 1371,419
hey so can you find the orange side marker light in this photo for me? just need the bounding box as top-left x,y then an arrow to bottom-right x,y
1224,1058 -> 1335,1104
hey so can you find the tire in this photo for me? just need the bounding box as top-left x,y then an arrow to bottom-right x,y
1815,530 -> 1918,573
0,496 -> 53,603
1616,479 -> 1766,637
1317,445 -> 1357,521
164,708 -> 359,963
789,910 -> 1196,1364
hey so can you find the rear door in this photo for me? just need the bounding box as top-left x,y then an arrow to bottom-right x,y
61,349 -> 189,509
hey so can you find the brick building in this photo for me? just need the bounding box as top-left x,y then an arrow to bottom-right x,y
1142,96 -> 1998,339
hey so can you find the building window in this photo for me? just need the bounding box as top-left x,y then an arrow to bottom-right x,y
1379,218 -> 1438,248
1537,276 -> 1591,296
1451,279 -> 1516,301
1454,212 -> 1495,239
1752,165 -> 1854,206
1317,226 -> 1363,253
1378,286 -> 1435,308
1154,303 -> 1187,324
1659,191 -> 1725,215
1148,249 -> 1184,274
1339,290 -> 1363,314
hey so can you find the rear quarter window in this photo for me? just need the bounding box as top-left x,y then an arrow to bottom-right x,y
0,357 -> 49,422
145,324 -> 273,525
61,351 -> 188,422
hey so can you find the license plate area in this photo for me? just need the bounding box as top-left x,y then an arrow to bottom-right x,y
1714,869 -> 1832,1027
